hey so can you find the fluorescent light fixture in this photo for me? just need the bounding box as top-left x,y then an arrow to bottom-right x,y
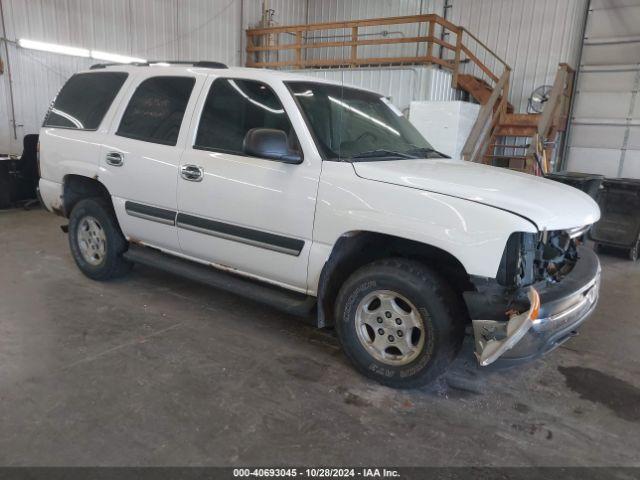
150,62 -> 171,67
17,38 -> 147,64
91,50 -> 146,64
18,39 -> 90,57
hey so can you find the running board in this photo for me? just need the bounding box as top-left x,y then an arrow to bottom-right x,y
123,245 -> 317,319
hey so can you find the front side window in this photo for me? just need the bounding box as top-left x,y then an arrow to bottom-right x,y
195,78 -> 298,156
117,76 -> 195,146
44,72 -> 128,130
287,81 -> 443,161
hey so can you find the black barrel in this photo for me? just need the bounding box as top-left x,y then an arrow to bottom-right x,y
589,178 -> 640,260
545,171 -> 604,200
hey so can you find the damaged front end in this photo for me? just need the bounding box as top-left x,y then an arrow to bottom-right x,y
465,227 -> 600,366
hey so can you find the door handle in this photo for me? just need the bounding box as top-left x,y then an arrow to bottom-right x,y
106,152 -> 124,167
180,164 -> 204,182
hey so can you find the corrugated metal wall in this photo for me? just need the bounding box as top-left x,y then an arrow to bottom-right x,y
0,0 -> 280,155
0,0 -> 588,155
447,0 -> 588,113
289,0 -> 588,114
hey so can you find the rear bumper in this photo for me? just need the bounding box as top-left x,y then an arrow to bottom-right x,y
473,246 -> 601,367
38,178 -> 64,215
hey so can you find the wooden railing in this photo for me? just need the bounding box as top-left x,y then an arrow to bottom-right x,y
461,68 -> 511,163
246,15 -> 576,174
246,14 -> 508,85
526,63 -> 575,171
247,14 -> 459,70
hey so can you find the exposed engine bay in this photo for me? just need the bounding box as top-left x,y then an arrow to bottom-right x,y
465,226 -> 591,322
497,227 -> 588,288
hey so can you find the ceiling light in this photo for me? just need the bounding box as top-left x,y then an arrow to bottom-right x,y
91,51 -> 146,64
18,39 -> 90,57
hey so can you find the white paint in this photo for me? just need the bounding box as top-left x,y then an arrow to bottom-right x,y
39,65 -> 600,295
352,158 -> 600,231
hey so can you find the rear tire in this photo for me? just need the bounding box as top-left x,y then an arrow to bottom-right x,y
334,258 -> 466,389
68,197 -> 132,280
629,238 -> 639,262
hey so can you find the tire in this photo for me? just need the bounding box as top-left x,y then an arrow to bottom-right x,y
68,197 -> 132,280
334,258 -> 466,389
629,238 -> 639,262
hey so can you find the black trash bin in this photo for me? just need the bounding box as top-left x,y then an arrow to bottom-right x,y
589,178 -> 640,261
0,134 -> 39,209
544,171 -> 604,200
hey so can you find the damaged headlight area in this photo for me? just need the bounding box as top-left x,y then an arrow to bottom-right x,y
469,225 -> 593,366
497,227 -> 585,288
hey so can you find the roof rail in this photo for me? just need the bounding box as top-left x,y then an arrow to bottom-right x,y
90,60 -> 228,70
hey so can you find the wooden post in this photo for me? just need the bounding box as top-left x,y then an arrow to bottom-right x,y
426,19 -> 435,61
351,26 -> 358,67
452,27 -> 462,88
296,30 -> 302,68
501,68 -> 510,123
246,33 -> 254,66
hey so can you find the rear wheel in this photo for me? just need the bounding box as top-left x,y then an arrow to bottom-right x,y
629,238 -> 640,262
68,198 -> 132,280
335,258 -> 465,389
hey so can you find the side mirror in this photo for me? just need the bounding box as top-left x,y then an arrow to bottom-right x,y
243,128 -> 302,164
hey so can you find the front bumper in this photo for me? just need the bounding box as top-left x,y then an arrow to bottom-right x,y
472,246 -> 601,367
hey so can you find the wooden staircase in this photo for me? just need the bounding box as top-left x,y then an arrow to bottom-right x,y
458,64 -> 574,174
245,14 -> 575,175
456,74 -> 514,113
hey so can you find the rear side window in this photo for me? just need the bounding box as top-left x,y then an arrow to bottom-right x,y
194,78 -> 297,155
117,76 -> 195,146
43,72 -> 127,130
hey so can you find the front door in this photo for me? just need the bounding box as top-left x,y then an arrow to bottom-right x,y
177,76 -> 320,291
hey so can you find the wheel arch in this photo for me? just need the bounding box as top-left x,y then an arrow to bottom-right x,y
316,231 -> 474,328
61,174 -> 113,217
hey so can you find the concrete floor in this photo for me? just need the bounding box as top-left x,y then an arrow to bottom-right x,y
0,208 -> 639,467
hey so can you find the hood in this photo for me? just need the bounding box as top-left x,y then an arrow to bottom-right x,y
352,158 -> 601,231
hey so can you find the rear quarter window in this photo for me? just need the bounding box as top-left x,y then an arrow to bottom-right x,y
43,72 -> 128,130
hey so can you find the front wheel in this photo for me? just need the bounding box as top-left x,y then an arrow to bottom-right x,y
334,258 -> 466,389
68,197 -> 132,280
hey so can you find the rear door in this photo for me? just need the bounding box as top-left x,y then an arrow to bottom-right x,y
39,71 -> 129,189
100,72 -> 205,253
176,76 -> 321,291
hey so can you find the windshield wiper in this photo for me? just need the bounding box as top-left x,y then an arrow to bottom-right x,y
406,145 -> 450,159
350,149 -> 418,160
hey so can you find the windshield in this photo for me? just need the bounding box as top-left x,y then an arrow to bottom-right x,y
286,81 -> 445,161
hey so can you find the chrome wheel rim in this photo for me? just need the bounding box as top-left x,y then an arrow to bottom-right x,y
77,216 -> 107,266
355,289 -> 426,366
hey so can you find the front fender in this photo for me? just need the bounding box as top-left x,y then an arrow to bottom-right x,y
308,162 -> 537,292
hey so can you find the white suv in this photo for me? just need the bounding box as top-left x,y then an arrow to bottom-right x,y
38,62 -> 601,388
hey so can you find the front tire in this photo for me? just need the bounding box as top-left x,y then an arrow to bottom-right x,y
68,198 -> 132,280
335,258 -> 466,389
